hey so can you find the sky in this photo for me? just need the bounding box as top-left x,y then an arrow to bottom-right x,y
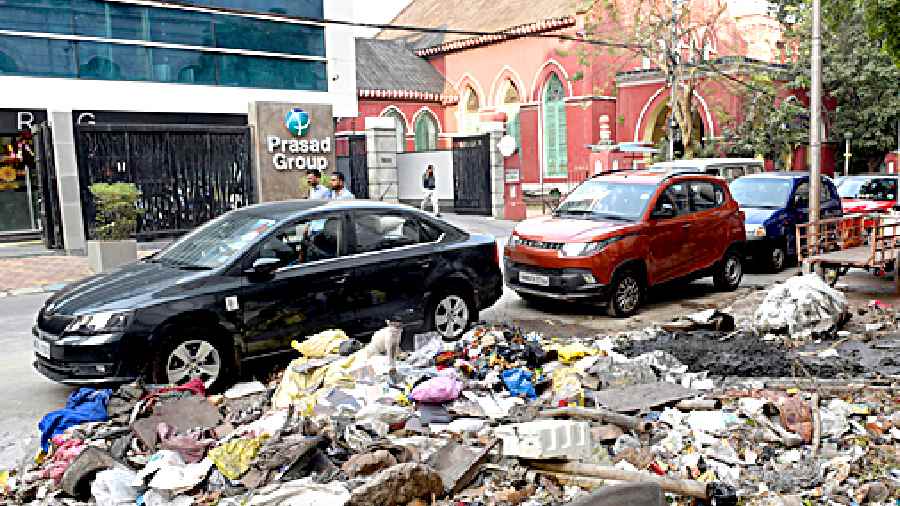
351,0 -> 412,38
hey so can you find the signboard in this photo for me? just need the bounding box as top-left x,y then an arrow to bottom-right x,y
249,102 -> 336,202
505,168 -> 520,183
0,109 -> 47,132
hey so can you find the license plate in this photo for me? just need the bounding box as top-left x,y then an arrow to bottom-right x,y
519,271 -> 550,287
33,338 -> 50,359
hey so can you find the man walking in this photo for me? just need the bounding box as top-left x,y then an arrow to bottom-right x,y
306,169 -> 331,199
330,172 -> 355,200
421,164 -> 439,216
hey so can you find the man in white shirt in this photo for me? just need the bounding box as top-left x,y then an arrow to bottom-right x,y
306,169 -> 332,199
330,172 -> 355,200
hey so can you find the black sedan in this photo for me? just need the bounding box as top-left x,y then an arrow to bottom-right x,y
33,201 -> 502,389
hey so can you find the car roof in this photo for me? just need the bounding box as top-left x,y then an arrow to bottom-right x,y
232,199 -> 427,221
738,171 -> 811,180
592,170 -> 725,184
650,158 -> 762,169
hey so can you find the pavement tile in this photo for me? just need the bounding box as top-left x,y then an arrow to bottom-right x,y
0,256 -> 91,292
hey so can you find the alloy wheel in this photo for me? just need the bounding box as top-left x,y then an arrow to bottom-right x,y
725,256 -> 743,286
434,295 -> 470,339
166,340 -> 221,388
615,277 -> 640,313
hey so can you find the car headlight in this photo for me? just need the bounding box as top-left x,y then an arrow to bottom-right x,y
746,225 -> 766,238
559,237 -> 623,258
65,311 -> 132,335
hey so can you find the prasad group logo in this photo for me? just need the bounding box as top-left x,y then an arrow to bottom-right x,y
284,108 -> 310,137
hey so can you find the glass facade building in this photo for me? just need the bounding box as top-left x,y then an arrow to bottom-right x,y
0,0 -> 327,90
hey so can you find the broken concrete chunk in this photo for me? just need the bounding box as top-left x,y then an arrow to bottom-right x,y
346,463 -> 443,506
567,482 -> 665,506
341,450 -> 397,478
496,420 -> 591,461
427,440 -> 497,494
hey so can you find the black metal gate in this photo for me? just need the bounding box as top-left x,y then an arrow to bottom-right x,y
75,124 -> 253,240
33,123 -> 64,249
336,135 -> 368,199
452,134 -> 492,215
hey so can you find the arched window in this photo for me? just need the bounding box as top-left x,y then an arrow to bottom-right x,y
542,73 -> 567,178
381,108 -> 406,153
460,86 -> 480,134
414,110 -> 439,152
497,80 -> 521,151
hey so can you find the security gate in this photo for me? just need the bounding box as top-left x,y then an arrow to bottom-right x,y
452,134 -> 491,215
75,124 -> 253,240
33,123 -> 64,249
336,135 -> 368,199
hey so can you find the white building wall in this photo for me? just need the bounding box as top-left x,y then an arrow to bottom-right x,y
397,151 -> 454,201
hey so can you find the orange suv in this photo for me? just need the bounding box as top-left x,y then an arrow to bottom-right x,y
504,172 -> 746,316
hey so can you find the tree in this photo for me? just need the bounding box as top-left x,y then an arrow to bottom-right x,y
862,0 -> 900,67
745,0 -> 900,171
576,0 -> 733,158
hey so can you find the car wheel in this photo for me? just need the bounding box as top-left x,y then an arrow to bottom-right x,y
768,244 -> 787,273
607,270 -> 643,318
428,291 -> 473,340
152,331 -> 229,392
714,250 -> 743,291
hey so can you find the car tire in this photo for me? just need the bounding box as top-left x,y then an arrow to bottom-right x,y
767,244 -> 787,273
713,250 -> 743,291
607,269 -> 643,318
152,328 -> 230,392
426,289 -> 474,341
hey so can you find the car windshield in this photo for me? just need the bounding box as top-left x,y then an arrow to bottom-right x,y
554,180 -> 656,220
152,213 -> 278,270
729,178 -> 793,208
837,178 -> 868,198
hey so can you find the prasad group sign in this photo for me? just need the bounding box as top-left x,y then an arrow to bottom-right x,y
250,102 -> 336,202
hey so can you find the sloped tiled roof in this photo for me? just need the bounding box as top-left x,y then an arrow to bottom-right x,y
355,38 -> 455,102
378,0 -> 588,50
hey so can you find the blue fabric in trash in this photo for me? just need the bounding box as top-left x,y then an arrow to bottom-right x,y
502,368 -> 537,399
38,388 -> 112,451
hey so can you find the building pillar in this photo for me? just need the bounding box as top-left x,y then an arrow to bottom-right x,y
50,111 -> 86,255
481,121 -> 506,219
365,117 -> 399,203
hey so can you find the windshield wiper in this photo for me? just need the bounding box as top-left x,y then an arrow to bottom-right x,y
160,258 -> 212,270
554,209 -> 593,217
594,214 -> 633,222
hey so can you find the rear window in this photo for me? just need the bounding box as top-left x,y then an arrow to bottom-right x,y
858,178 -> 897,201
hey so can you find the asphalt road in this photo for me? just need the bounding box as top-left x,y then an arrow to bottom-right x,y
0,213 -> 794,469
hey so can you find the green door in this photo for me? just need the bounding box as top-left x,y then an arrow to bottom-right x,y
542,74 -> 568,178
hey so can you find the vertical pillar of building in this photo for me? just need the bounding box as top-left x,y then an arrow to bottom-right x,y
481,121 -> 506,219
365,116 -> 399,203
50,111 -> 86,255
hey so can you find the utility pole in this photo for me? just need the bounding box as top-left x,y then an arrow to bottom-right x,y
667,0 -> 681,161
809,0 -> 822,224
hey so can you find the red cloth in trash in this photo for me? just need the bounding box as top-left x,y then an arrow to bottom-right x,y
150,377 -> 206,398
40,436 -> 85,483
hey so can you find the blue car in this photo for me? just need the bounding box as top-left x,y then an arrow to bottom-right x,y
729,173 -> 843,272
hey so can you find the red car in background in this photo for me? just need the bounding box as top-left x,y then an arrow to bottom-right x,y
837,175 -> 899,214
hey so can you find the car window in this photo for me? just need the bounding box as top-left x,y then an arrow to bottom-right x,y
353,213 -> 433,253
689,181 -> 725,211
794,182 -> 810,208
858,178 -> 898,201
655,183 -> 690,217
256,215 -> 344,268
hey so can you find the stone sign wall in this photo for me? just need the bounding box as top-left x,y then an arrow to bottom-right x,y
249,101 -> 335,202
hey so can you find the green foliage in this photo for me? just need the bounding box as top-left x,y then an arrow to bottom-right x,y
90,183 -> 140,241
863,0 -> 900,67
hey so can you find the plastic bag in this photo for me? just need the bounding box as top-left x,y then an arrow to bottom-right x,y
208,437 -> 264,480
501,368 -> 537,399
411,374 -> 463,403
291,329 -> 349,358
92,468 -> 140,506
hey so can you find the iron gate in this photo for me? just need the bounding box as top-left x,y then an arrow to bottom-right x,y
452,134 -> 492,215
336,135 -> 368,199
33,123 -> 64,249
75,124 -> 253,240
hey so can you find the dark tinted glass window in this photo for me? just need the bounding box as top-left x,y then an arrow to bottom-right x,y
74,1 -> 146,40
656,183 -> 690,216
214,17 -> 325,56
857,178 -> 897,201
179,0 -> 323,19
149,9 -> 214,46
354,214 -> 428,253
689,181 -> 723,211
257,216 -> 343,267
0,0 -> 71,33
0,36 -> 76,77
78,42 -> 150,81
150,48 -> 217,85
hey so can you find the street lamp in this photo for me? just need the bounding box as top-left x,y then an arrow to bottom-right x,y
844,132 -> 853,176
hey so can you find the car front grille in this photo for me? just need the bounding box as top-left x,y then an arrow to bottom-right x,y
520,239 -> 564,250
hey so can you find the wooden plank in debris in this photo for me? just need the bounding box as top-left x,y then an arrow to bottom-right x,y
588,382 -> 697,413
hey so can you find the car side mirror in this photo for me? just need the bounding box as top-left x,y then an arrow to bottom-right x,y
652,203 -> 676,219
245,257 -> 281,276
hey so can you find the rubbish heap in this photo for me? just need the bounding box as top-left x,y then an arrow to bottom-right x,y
2,284 -> 899,505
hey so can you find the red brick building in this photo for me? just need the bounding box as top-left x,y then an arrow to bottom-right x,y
338,0 -> 835,193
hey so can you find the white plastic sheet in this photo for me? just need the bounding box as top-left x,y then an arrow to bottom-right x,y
755,275 -> 848,338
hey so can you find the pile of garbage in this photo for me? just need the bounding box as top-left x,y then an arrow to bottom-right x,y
2,316 -> 898,506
